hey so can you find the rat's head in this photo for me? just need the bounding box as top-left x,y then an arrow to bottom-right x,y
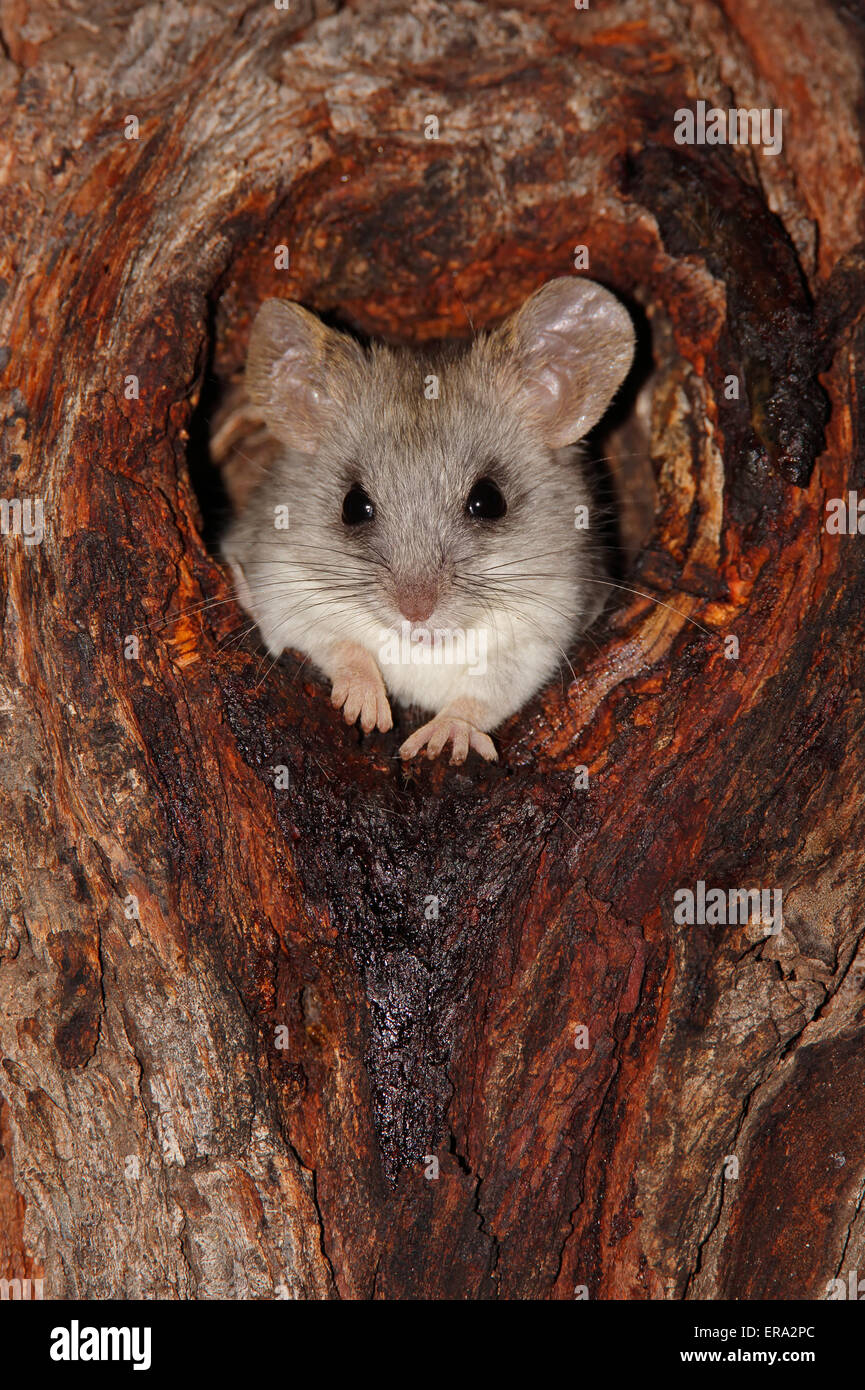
234,278 -> 634,643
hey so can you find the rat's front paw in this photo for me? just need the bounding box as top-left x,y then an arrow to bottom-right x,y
399,714 -> 497,765
331,669 -> 392,734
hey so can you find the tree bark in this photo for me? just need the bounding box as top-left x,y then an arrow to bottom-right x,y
1,0 -> 864,1300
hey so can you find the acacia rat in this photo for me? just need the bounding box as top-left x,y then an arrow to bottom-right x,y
221,278 -> 635,763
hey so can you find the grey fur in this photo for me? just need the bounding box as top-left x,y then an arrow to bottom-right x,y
221,278 -> 635,760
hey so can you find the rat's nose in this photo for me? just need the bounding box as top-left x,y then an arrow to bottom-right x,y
397,583 -> 437,623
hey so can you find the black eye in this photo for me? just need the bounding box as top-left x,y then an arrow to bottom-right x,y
466,477 -> 507,520
342,484 -> 375,525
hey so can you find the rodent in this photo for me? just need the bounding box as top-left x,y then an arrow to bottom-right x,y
220,277 -> 635,763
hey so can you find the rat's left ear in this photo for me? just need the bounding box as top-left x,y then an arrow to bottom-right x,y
500,277 -> 636,448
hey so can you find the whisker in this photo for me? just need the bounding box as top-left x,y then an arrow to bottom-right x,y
466,560 -> 723,646
584,578 -> 721,643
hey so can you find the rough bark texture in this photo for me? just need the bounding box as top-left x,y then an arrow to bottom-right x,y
1,0 -> 864,1300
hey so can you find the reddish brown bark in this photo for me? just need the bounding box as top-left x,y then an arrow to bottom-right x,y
1,0 -> 864,1299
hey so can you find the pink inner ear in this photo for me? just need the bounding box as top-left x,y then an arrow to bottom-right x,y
525,362 -> 565,415
269,347 -> 312,396
506,278 -> 636,446
267,353 -> 324,454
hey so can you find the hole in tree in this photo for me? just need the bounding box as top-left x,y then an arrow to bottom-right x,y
186,272 -> 660,714
583,292 -> 656,586
186,296 -> 232,552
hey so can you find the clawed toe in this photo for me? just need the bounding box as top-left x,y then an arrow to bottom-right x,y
399,715 -> 497,764
331,675 -> 392,734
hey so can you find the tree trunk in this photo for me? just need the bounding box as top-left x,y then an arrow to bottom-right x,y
2,0 -> 864,1301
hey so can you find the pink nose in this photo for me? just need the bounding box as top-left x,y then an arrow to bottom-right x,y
398,588 -> 436,623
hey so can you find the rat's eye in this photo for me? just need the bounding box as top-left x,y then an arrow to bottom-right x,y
466,477 -> 507,520
342,484 -> 375,525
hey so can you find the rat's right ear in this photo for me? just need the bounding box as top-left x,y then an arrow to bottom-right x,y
245,300 -> 362,454
500,277 -> 636,448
